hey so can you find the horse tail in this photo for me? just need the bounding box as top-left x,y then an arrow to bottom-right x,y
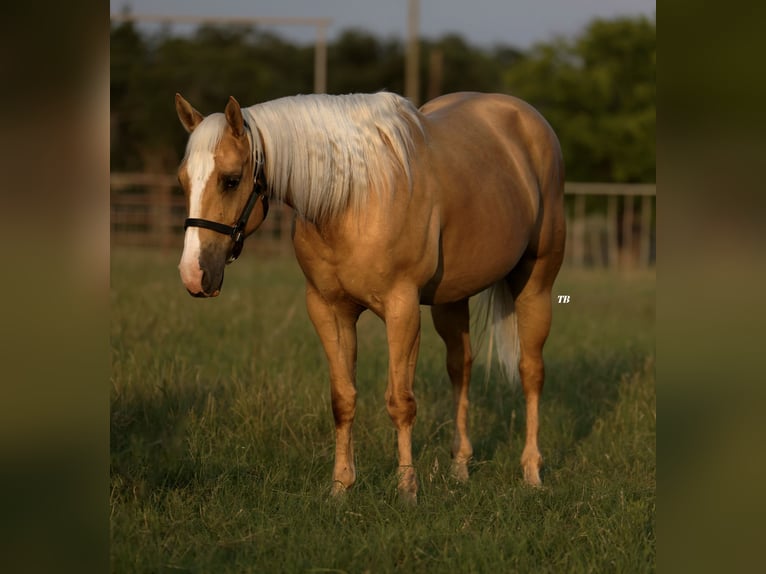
474,280 -> 520,385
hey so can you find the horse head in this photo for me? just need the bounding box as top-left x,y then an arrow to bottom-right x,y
174,93 -> 269,297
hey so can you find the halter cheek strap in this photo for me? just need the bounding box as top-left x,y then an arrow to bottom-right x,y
183,187 -> 265,260
183,117 -> 267,263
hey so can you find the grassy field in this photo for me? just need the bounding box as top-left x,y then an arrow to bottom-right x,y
111,247 -> 655,573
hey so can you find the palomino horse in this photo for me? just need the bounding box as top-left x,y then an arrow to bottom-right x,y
175,91 -> 566,502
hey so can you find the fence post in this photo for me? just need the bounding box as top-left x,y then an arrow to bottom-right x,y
621,195 -> 635,268
607,195 -> 619,268
573,194 -> 586,267
639,195 -> 652,267
588,217 -> 602,267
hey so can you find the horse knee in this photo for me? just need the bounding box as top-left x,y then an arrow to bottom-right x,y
386,391 -> 417,426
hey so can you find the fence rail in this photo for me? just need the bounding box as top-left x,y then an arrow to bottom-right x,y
563,182 -> 656,268
111,173 -> 655,267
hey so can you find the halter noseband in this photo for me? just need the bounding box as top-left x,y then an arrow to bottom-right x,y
183,118 -> 268,263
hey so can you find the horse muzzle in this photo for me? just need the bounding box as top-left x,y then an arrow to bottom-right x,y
179,241 -> 227,297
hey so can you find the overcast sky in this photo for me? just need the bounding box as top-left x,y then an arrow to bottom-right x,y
111,0 -> 655,48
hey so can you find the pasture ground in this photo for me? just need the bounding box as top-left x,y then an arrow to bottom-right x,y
111,248 -> 655,573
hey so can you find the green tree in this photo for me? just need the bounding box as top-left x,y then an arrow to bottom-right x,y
422,34 -> 514,98
110,20 -> 149,171
110,23 -> 315,171
110,16 -> 653,182
503,16 -> 655,182
327,29 -> 405,94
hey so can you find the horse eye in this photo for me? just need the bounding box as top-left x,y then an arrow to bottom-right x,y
223,176 -> 240,191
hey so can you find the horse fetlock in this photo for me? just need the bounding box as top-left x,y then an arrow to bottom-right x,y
521,449 -> 543,486
397,465 -> 418,503
451,436 -> 473,459
451,443 -> 473,483
332,464 -> 355,492
331,465 -> 355,496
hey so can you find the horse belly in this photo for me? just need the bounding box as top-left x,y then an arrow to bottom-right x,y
421,207 -> 532,305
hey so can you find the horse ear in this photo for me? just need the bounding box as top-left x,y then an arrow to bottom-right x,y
224,96 -> 245,137
175,93 -> 204,133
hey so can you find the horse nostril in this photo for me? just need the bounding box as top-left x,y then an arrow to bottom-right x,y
201,270 -> 218,294
199,259 -> 224,295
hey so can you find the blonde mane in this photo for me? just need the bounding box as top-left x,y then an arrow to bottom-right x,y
242,92 -> 424,222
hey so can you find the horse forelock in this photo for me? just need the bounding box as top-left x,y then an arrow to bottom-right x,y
243,92 -> 423,222
183,113 -> 227,160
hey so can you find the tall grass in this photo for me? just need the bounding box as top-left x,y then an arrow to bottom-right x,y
111,248 -> 655,573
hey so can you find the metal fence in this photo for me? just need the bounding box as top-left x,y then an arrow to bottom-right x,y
110,173 -> 655,267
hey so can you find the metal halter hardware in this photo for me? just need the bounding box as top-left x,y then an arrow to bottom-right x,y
183,118 -> 268,264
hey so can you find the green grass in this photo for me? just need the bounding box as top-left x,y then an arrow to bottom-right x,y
111,248 -> 655,573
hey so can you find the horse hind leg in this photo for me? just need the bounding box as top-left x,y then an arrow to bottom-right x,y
431,299 -> 473,482
509,255 -> 560,487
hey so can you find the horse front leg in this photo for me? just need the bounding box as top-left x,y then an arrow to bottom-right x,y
383,288 -> 422,504
305,284 -> 362,496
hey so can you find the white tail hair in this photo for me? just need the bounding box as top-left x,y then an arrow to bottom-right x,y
474,281 -> 520,384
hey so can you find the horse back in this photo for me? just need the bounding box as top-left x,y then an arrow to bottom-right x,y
420,91 -> 564,211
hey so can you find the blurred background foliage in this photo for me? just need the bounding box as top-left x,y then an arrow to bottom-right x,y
110,15 -> 654,182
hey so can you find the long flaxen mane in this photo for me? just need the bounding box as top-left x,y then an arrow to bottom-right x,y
241,92 -> 424,222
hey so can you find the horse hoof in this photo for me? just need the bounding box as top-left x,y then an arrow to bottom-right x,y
522,465 -> 543,487
397,472 -> 418,504
330,481 -> 350,497
398,488 -> 418,505
451,460 -> 470,483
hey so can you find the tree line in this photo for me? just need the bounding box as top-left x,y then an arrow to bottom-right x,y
111,15 -> 654,183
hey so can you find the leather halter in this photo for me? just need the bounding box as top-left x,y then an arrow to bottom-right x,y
183,119 -> 268,264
